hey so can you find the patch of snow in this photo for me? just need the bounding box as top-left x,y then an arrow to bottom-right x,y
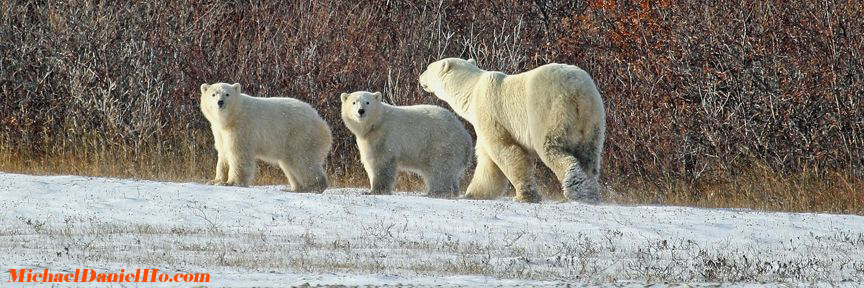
1,173 -> 863,286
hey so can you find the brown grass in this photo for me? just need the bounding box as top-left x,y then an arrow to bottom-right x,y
3,143 -> 860,214
607,165 -> 863,214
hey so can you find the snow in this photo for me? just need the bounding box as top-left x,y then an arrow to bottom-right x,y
1,172 -> 863,286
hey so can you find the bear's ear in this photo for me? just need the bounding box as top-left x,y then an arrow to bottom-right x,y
373,92 -> 382,102
441,60 -> 451,73
340,93 -> 349,102
231,83 -> 241,93
200,83 -> 210,94
467,58 -> 476,65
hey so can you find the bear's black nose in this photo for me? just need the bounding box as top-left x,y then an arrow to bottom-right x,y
217,100 -> 224,107
358,109 -> 365,115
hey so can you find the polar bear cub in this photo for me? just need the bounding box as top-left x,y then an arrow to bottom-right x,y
340,91 -> 472,197
419,58 -> 606,203
200,82 -> 331,192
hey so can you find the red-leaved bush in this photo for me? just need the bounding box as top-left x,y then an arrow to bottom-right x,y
1,1 -> 861,212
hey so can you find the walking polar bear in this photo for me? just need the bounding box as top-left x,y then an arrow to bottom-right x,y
419,58 -> 606,203
340,91 -> 473,197
200,82 -> 331,192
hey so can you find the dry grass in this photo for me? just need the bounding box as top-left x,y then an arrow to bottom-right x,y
608,166 -> 864,214
0,140 -> 429,191
2,146 -> 860,214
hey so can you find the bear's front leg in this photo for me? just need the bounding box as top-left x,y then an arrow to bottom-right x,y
208,152 -> 229,185
463,145 -> 508,200
481,133 -> 541,203
224,141 -> 256,187
366,158 -> 396,195
207,129 -> 229,185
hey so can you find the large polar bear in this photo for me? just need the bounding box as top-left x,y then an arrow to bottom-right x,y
419,58 -> 606,203
200,82 -> 331,192
340,91 -> 473,197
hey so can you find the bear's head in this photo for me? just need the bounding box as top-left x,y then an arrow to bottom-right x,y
419,58 -> 478,95
419,58 -> 478,118
340,91 -> 384,134
200,82 -> 242,116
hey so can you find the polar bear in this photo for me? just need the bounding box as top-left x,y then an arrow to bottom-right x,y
200,82 -> 331,192
340,91 -> 472,197
419,58 -> 605,203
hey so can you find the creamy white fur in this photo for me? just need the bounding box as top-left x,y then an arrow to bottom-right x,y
419,58 -> 605,203
200,82 -> 331,192
340,91 -> 472,197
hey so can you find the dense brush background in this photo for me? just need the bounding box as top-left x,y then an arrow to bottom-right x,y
1,0 -> 862,213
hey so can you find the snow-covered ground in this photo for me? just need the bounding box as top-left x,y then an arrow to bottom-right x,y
1,173 -> 863,287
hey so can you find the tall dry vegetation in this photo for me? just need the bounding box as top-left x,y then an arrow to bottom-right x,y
1,1 -> 862,213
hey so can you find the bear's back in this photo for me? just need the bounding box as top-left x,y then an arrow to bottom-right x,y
387,104 -> 456,122
243,94 -> 324,125
384,103 -> 470,144
249,94 -> 308,108
374,103 -> 471,170
522,63 -> 596,92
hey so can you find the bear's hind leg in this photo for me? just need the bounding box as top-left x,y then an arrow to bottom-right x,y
279,160 -> 327,193
309,165 -> 328,193
299,163 -> 328,193
464,145 -> 511,200
278,161 -> 301,192
540,135 -> 600,204
424,172 -> 459,198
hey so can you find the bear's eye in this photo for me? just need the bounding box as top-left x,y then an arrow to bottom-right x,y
365,102 -> 369,105
212,94 -> 216,97
225,93 -> 229,97
352,101 -> 356,105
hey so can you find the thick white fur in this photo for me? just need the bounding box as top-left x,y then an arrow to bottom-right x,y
340,91 -> 472,197
419,58 -> 605,203
200,82 -> 331,192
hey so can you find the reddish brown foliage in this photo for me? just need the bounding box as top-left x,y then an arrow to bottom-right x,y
1,1 -> 861,212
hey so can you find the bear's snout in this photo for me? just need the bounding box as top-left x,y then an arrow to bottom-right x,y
217,100 -> 225,108
358,108 -> 365,116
